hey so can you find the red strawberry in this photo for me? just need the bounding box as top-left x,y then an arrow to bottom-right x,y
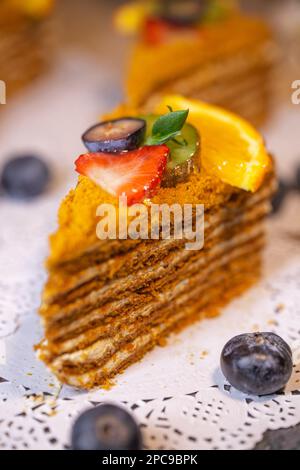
143,17 -> 197,46
75,145 -> 169,205
143,17 -> 171,45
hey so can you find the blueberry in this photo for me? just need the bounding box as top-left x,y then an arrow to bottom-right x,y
71,404 -> 142,450
1,154 -> 50,199
220,332 -> 293,396
271,180 -> 288,215
82,118 -> 146,154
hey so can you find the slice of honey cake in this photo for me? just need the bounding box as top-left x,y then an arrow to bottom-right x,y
38,95 -> 276,389
116,1 -> 276,126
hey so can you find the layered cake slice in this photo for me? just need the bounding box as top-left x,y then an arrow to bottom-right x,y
116,0 -> 276,126
0,0 -> 54,97
38,95 -> 276,389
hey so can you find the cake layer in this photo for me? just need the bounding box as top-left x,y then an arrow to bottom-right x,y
43,233 -> 265,359
44,223 -> 264,338
42,174 -> 275,308
144,41 -> 272,102
41,197 -> 270,335
43,209 -> 263,319
167,52 -> 271,95
183,69 -> 269,108
43,254 -> 261,388
142,42 -> 273,125
41,233 -> 264,366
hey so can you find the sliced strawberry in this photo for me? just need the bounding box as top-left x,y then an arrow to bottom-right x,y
143,17 -> 172,45
143,17 -> 196,45
75,145 -> 169,205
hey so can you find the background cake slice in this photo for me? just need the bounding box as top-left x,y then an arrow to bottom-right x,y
38,95 -> 276,389
116,0 -> 277,126
0,0 -> 54,98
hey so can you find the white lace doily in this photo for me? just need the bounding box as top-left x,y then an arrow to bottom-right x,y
0,54 -> 300,450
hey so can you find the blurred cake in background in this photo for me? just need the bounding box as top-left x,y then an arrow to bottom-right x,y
116,0 -> 277,126
0,0 -> 54,98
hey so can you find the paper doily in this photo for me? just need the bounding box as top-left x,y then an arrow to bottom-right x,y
0,54 -> 300,450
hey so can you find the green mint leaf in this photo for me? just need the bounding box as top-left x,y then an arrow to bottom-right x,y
152,109 -> 189,140
145,130 -> 182,146
144,108 -> 189,146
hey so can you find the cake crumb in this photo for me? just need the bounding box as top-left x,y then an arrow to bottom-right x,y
158,337 -> 167,347
200,350 -> 208,359
101,378 -> 116,391
189,352 -> 195,365
275,303 -> 285,314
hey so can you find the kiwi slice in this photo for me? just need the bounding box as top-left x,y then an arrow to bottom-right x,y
142,114 -> 201,187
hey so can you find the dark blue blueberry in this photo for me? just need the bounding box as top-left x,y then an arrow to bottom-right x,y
271,180 -> 288,215
220,332 -> 293,396
71,404 -> 142,450
1,154 -> 50,199
82,118 -> 146,153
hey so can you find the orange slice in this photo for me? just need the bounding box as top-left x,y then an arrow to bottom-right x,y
154,95 -> 271,192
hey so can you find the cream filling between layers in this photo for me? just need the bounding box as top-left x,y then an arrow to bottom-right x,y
42,197 -> 271,329
45,209 -> 267,345
50,258 -> 261,388
42,227 -> 264,367
42,180 -> 275,308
